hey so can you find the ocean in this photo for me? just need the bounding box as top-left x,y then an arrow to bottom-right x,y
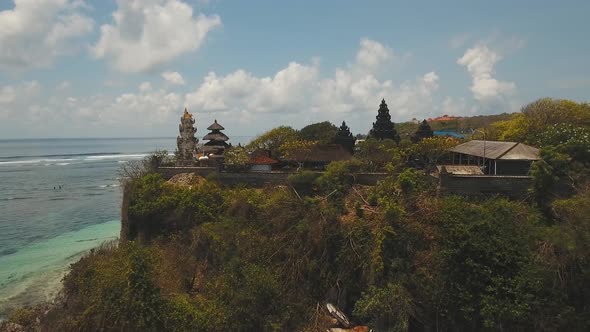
0,138 -> 177,319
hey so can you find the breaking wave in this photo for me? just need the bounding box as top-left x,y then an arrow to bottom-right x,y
0,153 -> 148,167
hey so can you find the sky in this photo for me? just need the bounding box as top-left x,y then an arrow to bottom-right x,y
0,0 -> 589,139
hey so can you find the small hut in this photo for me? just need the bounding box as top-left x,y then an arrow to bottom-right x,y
446,140 -> 540,175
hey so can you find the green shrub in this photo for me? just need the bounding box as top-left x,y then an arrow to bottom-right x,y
7,307 -> 36,327
287,170 -> 321,196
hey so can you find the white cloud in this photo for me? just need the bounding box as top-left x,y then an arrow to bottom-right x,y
0,81 -> 41,120
186,62 -> 319,113
0,0 -> 94,71
0,80 -> 183,137
139,82 -> 152,92
56,80 -> 71,90
1,38 -> 441,138
92,0 -> 221,73
356,38 -> 393,71
0,86 -> 16,105
162,71 -> 186,85
185,39 -> 439,133
457,43 -> 516,101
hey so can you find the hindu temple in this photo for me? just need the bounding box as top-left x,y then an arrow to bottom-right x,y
176,108 -> 198,165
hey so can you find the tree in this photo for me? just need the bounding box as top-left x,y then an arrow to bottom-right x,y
411,119 -> 434,143
536,123 -> 590,163
299,121 -> 338,144
223,146 -> 250,172
246,126 -> 299,158
279,140 -> 317,169
408,137 -> 459,170
355,138 -> 399,172
492,98 -> 590,143
334,121 -> 356,154
368,99 -> 400,143
119,150 -> 171,189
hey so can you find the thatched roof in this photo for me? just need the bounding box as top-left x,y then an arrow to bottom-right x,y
448,140 -> 540,160
207,120 -> 225,130
291,144 -> 352,162
249,155 -> 278,165
203,132 -> 229,141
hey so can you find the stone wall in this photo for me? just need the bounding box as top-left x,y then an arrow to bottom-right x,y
158,166 -> 218,179
157,167 -> 387,187
439,173 -> 533,197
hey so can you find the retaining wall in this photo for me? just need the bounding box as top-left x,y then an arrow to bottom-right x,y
439,174 -> 533,197
157,167 -> 388,187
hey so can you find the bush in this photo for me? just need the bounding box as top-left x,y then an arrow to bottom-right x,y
287,170 -> 321,196
7,307 -> 36,327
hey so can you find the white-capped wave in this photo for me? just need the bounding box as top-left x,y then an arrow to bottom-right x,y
84,154 -> 147,161
0,153 -> 152,166
0,158 -> 75,166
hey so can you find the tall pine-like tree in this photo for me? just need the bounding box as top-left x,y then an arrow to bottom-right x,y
369,99 -> 400,143
334,121 -> 356,154
411,119 -> 434,143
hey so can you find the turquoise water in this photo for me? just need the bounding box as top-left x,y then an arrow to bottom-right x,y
0,138 -> 176,318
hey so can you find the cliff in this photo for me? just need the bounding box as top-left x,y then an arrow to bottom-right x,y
4,164 -> 590,331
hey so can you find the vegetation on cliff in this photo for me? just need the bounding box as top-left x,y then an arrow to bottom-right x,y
3,98 -> 590,331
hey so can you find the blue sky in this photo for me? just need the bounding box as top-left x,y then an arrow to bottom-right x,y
1,0 -> 589,139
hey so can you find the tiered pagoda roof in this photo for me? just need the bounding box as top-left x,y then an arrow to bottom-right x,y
202,120 -> 229,154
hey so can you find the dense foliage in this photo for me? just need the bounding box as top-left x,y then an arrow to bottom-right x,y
21,169 -> 590,331
6,98 -> 590,331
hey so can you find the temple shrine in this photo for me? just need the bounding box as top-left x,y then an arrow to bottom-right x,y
202,120 -> 230,155
176,108 -> 198,165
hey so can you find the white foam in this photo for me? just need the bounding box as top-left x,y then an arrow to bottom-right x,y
0,153 -> 149,166
0,158 -> 75,166
84,154 -> 147,161
0,159 -> 46,165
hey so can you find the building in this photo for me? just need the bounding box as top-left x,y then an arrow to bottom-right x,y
289,144 -> 352,170
176,108 -> 198,165
249,153 -> 279,172
446,140 -> 540,175
427,114 -> 462,122
202,120 -> 229,155
433,130 -> 465,139
436,140 -> 541,197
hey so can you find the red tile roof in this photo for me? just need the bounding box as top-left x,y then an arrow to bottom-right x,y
250,155 -> 278,165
